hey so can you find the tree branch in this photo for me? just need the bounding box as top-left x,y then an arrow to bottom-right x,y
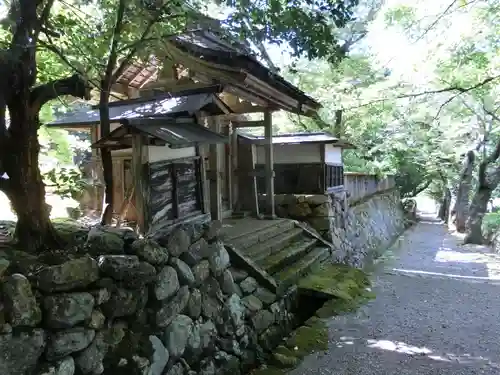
30,74 -> 91,113
344,75 -> 500,111
111,7 -> 172,83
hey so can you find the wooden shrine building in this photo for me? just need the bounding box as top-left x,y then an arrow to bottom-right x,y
237,131 -> 355,196
47,29 -> 323,232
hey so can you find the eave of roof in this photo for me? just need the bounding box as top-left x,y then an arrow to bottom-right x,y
46,89 -> 230,128
171,31 -> 321,110
92,118 -> 228,150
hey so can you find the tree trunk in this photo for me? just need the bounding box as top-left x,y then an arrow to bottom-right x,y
99,89 -> 114,225
6,109 -> 60,252
438,187 -> 451,223
464,186 -> 491,244
454,151 -> 475,232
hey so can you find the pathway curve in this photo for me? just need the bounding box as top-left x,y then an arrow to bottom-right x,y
290,211 -> 500,375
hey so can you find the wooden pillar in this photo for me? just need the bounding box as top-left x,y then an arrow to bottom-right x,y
225,122 -> 233,212
197,145 -> 210,214
208,117 -> 222,220
131,134 -> 150,233
264,110 -> 275,218
230,125 -> 239,210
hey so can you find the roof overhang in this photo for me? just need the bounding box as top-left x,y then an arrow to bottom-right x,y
46,88 -> 231,128
91,118 -> 228,150
237,132 -> 356,149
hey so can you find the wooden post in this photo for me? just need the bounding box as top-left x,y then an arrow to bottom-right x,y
131,134 -> 149,233
263,110 -> 275,218
225,122 -> 233,212
196,145 -> 210,214
231,125 -> 239,210
208,117 -> 222,220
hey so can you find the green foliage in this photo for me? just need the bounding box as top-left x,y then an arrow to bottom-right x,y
43,167 -> 88,200
219,0 -> 359,63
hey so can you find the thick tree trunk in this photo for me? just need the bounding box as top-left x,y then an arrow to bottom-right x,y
99,90 -> 114,225
464,187 -> 491,244
454,151 -> 475,232
6,110 -> 60,252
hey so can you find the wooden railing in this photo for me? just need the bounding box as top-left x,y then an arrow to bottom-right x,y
344,172 -> 396,202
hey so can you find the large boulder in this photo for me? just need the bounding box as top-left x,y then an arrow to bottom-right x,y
33,256 -> 99,293
3,273 -> 42,327
170,258 -> 195,286
156,286 -> 190,328
85,226 -> 126,255
43,292 -> 95,328
97,255 -> 156,287
207,242 -> 230,276
131,239 -> 169,265
35,356 -> 75,375
74,331 -> 108,375
46,328 -> 95,360
166,228 -> 190,257
181,238 -> 210,267
0,329 -> 46,375
163,315 -> 193,358
148,335 -> 169,375
153,266 -> 179,301
101,287 -> 147,318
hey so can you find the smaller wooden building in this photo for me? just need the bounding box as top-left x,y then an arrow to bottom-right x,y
92,118 -> 227,232
238,132 -> 354,195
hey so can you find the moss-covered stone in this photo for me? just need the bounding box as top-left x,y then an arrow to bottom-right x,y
284,323 -> 328,358
298,263 -> 370,300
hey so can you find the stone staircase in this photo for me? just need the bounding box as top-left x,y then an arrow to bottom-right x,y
223,219 -> 331,295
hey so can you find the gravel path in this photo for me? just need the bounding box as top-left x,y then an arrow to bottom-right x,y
290,211 -> 500,375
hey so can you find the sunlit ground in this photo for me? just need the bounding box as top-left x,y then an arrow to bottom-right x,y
335,337 -> 500,369
0,191 -> 79,222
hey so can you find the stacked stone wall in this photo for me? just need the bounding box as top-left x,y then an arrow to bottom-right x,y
274,190 -> 405,267
0,219 -> 298,375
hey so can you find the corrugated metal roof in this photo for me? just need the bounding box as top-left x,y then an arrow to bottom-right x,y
238,131 -> 356,148
48,92 -> 226,127
92,118 -> 228,150
240,132 -> 337,144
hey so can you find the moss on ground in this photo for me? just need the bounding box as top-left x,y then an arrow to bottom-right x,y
298,263 -> 371,300
251,263 -> 375,375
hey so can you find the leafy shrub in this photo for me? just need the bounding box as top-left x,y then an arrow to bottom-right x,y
43,167 -> 88,200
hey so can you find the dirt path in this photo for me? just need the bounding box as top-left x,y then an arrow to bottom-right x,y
290,211 -> 500,375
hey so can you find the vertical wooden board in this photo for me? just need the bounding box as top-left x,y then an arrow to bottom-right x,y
208,116 -> 222,220
249,144 -> 260,216
132,135 -> 149,233
263,110 -> 275,217
225,122 -> 233,212
197,145 -> 210,214
231,127 -> 239,210
112,159 -> 124,212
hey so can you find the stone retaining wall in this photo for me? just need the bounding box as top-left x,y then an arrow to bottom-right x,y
274,190 -> 405,267
0,219 -> 298,375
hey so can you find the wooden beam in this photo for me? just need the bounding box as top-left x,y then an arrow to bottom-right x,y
264,110 -> 275,218
208,116 -> 223,220
131,134 -> 150,233
232,120 -> 265,128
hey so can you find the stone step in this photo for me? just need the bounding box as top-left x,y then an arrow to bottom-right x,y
228,220 -> 296,251
257,237 -> 318,275
273,246 -> 331,296
249,228 -> 305,263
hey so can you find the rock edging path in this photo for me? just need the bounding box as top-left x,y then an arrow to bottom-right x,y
290,213 -> 500,375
